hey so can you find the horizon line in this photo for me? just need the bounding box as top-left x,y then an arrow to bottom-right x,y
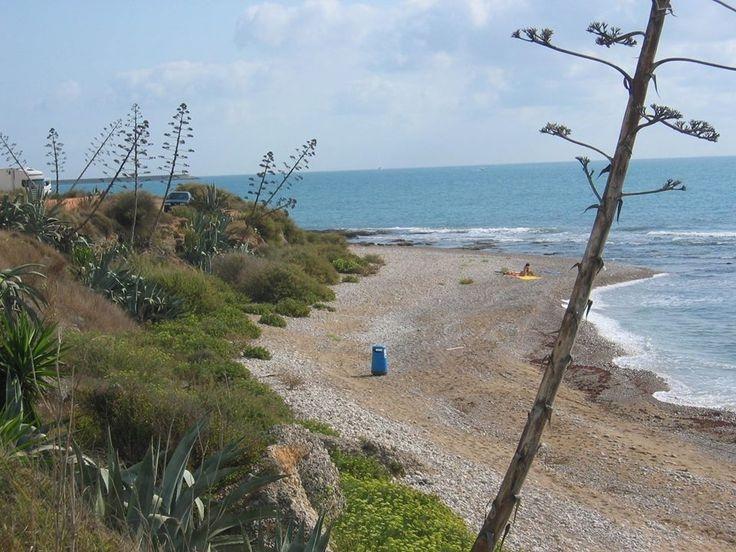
193,152 -> 736,179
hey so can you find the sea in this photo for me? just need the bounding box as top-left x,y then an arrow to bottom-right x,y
79,156 -> 736,411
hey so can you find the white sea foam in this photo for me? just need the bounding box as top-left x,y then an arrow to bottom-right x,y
646,230 -> 736,239
347,226 -> 587,246
588,275 -> 736,412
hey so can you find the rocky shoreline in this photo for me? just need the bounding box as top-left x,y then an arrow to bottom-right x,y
244,246 -> 736,552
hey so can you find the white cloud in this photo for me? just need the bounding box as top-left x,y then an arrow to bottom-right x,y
74,1 -> 736,171
56,80 -> 82,102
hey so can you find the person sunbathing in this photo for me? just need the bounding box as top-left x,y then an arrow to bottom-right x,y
519,263 -> 534,276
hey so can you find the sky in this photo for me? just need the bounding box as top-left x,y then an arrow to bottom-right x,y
0,0 -> 734,176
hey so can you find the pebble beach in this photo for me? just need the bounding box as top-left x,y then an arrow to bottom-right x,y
245,246 -> 736,552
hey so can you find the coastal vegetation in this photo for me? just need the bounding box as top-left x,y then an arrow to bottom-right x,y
0,109 -> 472,550
331,450 -> 474,552
474,2 -> 736,550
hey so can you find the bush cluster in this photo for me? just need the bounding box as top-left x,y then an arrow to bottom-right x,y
103,191 -> 159,244
330,450 -> 473,551
67,264 -> 289,467
242,344 -> 271,360
259,313 -> 287,327
274,298 -> 310,318
213,253 -> 334,305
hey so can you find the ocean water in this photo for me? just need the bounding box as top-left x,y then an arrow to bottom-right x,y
85,156 -> 736,411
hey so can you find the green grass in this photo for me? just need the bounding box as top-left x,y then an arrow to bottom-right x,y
0,457 -> 130,550
341,275 -> 359,283
297,418 -> 340,437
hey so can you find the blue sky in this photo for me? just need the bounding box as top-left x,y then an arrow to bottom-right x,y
1,0 -> 734,175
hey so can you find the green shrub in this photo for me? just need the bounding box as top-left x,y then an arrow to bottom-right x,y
332,257 -> 363,274
242,345 -> 271,360
265,245 -> 340,285
66,332 -> 176,380
178,358 -> 249,383
214,254 -> 334,304
297,419 -> 340,437
242,302 -> 274,315
331,450 -> 392,481
259,313 -> 286,328
77,371 -> 292,467
104,191 -> 158,243
313,302 -> 336,312
134,257 -> 238,315
274,298 -> 310,318
72,418 -> 283,552
333,475 -> 473,552
78,375 -> 204,460
362,253 -> 385,266
342,275 -> 359,283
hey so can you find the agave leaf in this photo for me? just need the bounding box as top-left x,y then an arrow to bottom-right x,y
133,444 -> 157,526
161,417 -> 208,514
197,507 -> 278,545
220,473 -> 283,513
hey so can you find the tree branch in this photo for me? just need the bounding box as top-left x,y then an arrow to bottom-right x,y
637,104 -> 719,141
587,22 -> 644,48
621,178 -> 685,197
575,157 -> 603,202
660,119 -> 719,142
512,28 -> 632,86
711,0 -> 736,14
637,103 -> 682,131
653,57 -> 736,72
540,123 -> 613,162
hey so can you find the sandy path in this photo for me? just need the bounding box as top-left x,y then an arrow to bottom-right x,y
246,246 -> 736,552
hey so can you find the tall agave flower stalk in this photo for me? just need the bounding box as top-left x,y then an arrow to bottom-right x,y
149,103 -> 193,246
45,128 -> 66,196
473,2 -> 736,549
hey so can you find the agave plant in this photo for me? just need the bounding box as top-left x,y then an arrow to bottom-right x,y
248,515 -> 332,552
0,192 -> 85,252
74,246 -> 183,322
0,263 -> 47,319
181,210 -> 232,273
0,376 -> 46,458
0,312 -> 60,416
73,418 -> 281,551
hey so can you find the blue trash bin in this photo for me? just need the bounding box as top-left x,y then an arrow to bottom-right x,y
371,345 -> 388,376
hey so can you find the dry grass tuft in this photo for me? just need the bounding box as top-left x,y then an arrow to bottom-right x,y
0,231 -> 135,334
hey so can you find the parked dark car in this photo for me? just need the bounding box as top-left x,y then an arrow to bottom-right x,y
163,191 -> 192,211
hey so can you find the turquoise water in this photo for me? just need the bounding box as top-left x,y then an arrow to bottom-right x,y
85,156 -> 736,410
